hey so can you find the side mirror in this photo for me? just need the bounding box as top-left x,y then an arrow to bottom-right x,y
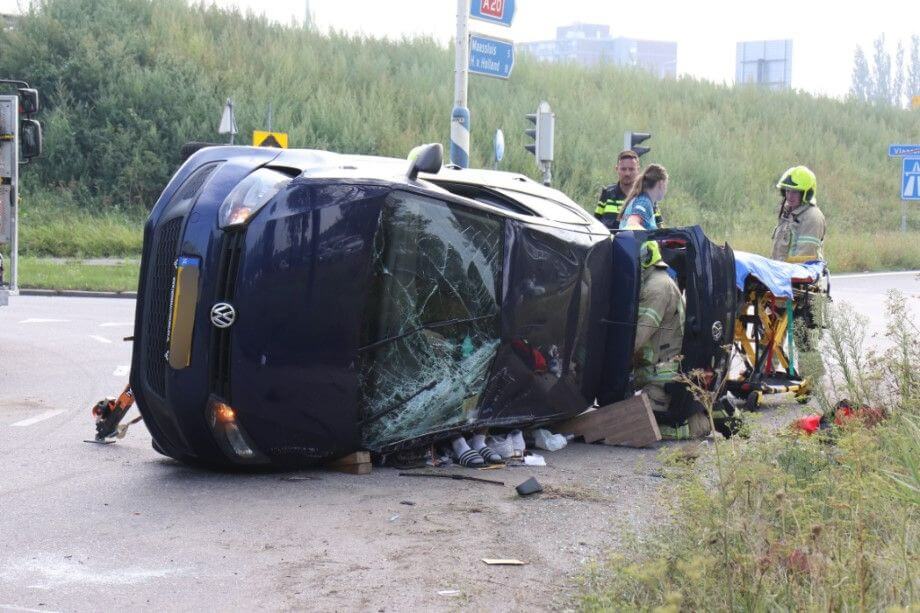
20,119 -> 42,159
17,88 -> 39,115
406,143 -> 443,181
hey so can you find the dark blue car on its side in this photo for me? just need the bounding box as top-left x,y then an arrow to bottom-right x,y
130,144 -> 734,468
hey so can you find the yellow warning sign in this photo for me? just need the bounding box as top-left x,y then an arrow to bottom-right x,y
253,130 -> 288,148
912,95 -> 920,110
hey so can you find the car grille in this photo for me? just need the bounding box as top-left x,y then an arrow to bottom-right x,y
144,216 -> 183,398
209,230 -> 245,400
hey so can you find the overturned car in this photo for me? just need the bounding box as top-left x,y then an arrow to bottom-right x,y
130,143 -> 735,467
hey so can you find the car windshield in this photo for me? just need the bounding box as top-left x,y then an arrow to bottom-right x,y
359,191 -> 504,448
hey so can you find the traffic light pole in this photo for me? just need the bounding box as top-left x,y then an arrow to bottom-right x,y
0,94 -> 19,301
450,0 -> 471,168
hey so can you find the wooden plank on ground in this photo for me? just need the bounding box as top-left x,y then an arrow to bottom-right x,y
554,394 -> 661,447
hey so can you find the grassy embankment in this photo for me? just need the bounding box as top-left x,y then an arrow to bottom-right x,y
580,294 -> 920,611
1,0 -> 919,290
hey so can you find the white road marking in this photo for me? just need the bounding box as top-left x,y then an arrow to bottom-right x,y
834,270 -> 920,280
0,556 -> 189,588
113,365 -> 130,377
0,605 -> 63,613
99,321 -> 133,327
11,410 -> 66,427
89,335 -> 112,344
17,318 -> 69,324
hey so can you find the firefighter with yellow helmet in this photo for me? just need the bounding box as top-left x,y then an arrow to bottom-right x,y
632,241 -> 710,438
771,166 -> 826,262
633,240 -> 682,410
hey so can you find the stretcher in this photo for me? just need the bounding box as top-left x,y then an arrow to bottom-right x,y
724,252 -> 829,410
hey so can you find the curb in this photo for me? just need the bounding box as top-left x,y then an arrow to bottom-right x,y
19,288 -> 137,299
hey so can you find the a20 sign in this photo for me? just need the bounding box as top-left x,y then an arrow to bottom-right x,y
470,0 -> 516,27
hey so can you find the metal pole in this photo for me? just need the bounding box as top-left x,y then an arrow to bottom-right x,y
902,200 -> 907,232
267,101 -> 273,133
10,119 -> 17,293
450,0 -> 470,168
2,97 -> 19,293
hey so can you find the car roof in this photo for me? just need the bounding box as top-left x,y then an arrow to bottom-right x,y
257,146 -> 601,228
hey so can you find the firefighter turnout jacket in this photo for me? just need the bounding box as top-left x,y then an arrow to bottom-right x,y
771,202 -> 826,262
633,264 -> 685,394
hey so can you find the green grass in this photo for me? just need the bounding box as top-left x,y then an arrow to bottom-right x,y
579,295 -> 920,611
17,195 -> 146,258
17,256 -> 140,292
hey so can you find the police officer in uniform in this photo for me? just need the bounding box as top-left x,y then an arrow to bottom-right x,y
596,150 -> 663,230
771,166 -> 826,262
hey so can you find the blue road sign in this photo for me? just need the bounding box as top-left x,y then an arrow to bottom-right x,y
902,157 -> 920,201
469,34 -> 514,79
470,0 -> 516,27
889,144 -> 920,157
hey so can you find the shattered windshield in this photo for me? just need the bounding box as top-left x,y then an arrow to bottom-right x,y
360,191 -> 504,449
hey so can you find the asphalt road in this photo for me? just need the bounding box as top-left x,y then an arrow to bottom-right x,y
0,271 -> 917,612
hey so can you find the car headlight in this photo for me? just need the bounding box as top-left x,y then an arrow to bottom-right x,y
218,168 -> 292,229
206,395 -> 269,464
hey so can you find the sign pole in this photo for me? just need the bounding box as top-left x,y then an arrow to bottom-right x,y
9,98 -> 18,293
451,0 -> 470,168
0,95 -> 19,297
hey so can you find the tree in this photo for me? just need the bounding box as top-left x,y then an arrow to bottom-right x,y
850,46 -> 872,102
851,34 -> 916,108
872,35 -> 892,105
909,35 -> 920,107
893,41 -> 905,108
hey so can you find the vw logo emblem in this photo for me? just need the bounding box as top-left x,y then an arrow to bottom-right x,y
210,302 -> 237,329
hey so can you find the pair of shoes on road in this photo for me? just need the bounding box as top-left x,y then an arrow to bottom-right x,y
452,435 -> 505,468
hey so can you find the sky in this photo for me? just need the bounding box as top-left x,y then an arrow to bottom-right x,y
1,0 -> 917,98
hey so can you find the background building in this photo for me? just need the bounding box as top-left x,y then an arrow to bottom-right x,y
518,24 -> 678,78
736,39 -> 793,89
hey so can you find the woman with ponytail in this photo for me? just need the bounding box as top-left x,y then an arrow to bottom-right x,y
618,163 -> 669,231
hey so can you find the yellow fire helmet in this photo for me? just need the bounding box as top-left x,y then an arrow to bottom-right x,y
640,240 -> 667,269
776,166 -> 817,205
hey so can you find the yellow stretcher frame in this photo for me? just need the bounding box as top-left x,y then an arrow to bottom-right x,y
727,282 -> 819,409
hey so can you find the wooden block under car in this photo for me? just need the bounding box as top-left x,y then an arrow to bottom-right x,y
326,451 -> 372,474
554,393 -> 661,447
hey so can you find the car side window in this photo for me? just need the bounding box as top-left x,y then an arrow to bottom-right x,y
360,190 -> 504,449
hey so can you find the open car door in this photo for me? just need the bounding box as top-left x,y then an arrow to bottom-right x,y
599,226 -> 735,422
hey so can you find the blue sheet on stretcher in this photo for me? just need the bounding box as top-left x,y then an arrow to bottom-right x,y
733,251 -> 827,299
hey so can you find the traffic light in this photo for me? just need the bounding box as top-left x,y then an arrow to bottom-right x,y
524,101 -> 554,184
17,88 -> 39,116
624,131 -> 651,158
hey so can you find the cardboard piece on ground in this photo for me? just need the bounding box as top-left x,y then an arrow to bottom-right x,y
482,559 -> 526,566
554,393 -> 661,448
